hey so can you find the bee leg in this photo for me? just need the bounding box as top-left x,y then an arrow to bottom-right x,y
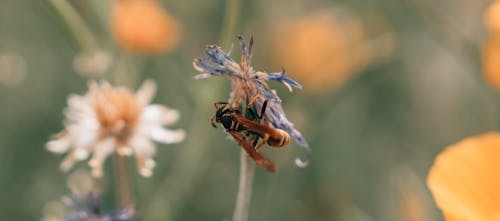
247,95 -> 267,120
210,115 -> 218,128
257,100 -> 268,120
255,134 -> 269,151
247,94 -> 261,108
251,137 -> 259,147
246,107 -> 259,120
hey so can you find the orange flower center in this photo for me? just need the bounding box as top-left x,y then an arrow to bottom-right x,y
91,87 -> 140,145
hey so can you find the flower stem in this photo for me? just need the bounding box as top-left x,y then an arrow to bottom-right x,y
114,154 -> 132,207
219,0 -> 242,48
47,0 -> 98,52
224,0 -> 255,216
233,149 -> 256,221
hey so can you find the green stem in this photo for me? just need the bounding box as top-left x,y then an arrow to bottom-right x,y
142,0 -> 244,220
219,0 -> 242,48
233,150 -> 255,221
114,154 -> 132,207
47,0 -> 98,52
220,0 -> 259,219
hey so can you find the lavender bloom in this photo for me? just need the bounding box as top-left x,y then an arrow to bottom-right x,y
61,193 -> 137,221
193,36 -> 309,150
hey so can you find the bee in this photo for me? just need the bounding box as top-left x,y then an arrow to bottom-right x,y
211,100 -> 291,172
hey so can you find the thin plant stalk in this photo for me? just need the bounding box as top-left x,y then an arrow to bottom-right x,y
143,0 -> 246,220
47,0 -> 98,52
220,0 -> 258,220
219,0 -> 242,49
233,150 -> 256,221
110,53 -> 142,208
232,85 -> 255,221
114,154 -> 132,207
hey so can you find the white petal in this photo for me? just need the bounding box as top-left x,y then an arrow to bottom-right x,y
144,159 -> 156,169
136,79 -> 157,107
93,138 -> 115,157
67,95 -> 93,114
74,148 -> 89,160
141,104 -> 179,126
130,135 -> 156,155
60,155 -> 75,172
139,167 -> 153,177
67,125 -> 98,149
117,146 -> 133,156
63,106 -> 97,126
150,127 -> 185,144
88,138 -> 115,177
87,81 -> 99,92
136,156 -> 156,178
46,137 -> 71,153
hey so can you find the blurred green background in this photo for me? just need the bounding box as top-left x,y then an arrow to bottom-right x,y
0,0 -> 497,220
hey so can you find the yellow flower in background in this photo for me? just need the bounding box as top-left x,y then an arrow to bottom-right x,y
482,38 -> 500,90
110,0 -> 180,54
46,80 -> 185,177
485,0 -> 500,34
483,1 -> 500,91
427,132 -> 500,221
270,9 -> 394,94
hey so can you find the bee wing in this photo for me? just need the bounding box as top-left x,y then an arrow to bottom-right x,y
233,114 -> 266,130
229,131 -> 276,172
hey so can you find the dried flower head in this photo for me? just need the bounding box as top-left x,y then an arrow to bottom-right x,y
193,36 -> 309,150
110,0 -> 180,54
46,80 -> 185,177
427,132 -> 500,220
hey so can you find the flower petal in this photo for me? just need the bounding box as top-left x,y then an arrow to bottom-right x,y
46,135 -> 71,153
60,151 -> 77,172
141,104 -> 179,126
149,127 -> 185,144
129,136 -> 157,177
67,125 -> 98,149
136,79 -> 157,107
88,138 -> 115,177
427,132 -> 500,220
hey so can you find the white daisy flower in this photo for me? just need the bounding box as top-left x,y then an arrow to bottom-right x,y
46,80 -> 185,177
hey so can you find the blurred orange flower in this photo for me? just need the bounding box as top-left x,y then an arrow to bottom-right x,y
427,132 -> 500,221
110,0 -> 180,54
485,0 -> 500,34
483,1 -> 500,91
270,10 -> 394,94
482,38 -> 500,90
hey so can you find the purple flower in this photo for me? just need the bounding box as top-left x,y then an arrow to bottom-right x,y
43,192 -> 137,221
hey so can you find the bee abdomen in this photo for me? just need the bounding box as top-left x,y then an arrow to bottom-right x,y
267,129 -> 290,147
